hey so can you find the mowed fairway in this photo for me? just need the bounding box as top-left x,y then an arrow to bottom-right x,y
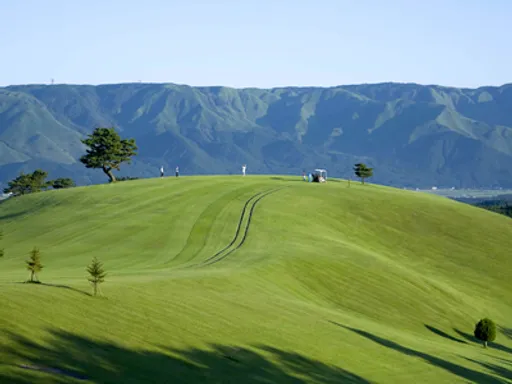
1,176 -> 512,383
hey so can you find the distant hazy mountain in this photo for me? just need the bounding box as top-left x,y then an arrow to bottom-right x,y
1,82 -> 511,188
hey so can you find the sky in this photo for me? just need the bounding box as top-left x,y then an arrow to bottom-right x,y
0,0 -> 510,89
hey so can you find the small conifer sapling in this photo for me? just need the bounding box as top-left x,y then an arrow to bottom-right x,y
353,163 -> 374,185
26,247 -> 43,283
87,257 -> 106,296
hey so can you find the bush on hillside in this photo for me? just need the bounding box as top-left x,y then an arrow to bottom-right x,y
51,177 -> 76,189
3,170 -> 76,196
4,170 -> 50,196
474,318 -> 496,348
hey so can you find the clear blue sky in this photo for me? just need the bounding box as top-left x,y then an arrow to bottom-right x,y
0,0 -> 510,88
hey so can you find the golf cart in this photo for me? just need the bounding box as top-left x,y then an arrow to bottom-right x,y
311,169 -> 327,183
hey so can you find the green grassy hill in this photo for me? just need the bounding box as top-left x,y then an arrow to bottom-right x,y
0,176 -> 511,383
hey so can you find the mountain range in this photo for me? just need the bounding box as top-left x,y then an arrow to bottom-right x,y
1,81 -> 511,189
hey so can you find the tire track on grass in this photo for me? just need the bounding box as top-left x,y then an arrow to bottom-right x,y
198,190 -> 266,264
199,187 -> 284,267
169,187 -> 267,266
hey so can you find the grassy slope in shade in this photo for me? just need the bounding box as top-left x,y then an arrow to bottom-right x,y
0,176 -> 511,383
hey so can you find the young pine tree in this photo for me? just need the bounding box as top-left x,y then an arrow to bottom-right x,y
26,247 -> 43,283
474,318 -> 497,348
353,163 -> 374,185
87,257 -> 106,296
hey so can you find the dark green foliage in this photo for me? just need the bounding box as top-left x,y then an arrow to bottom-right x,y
116,176 -> 140,182
80,127 -> 138,183
474,318 -> 496,347
87,257 -> 106,296
51,177 -> 76,189
460,195 -> 512,218
353,163 -> 373,184
475,201 -> 512,218
26,247 -> 43,283
4,169 -> 50,196
3,170 -> 75,195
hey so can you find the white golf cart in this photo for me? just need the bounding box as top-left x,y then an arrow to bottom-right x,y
312,169 -> 327,183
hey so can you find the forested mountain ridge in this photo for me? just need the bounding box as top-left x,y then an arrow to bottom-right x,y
1,82 -> 511,188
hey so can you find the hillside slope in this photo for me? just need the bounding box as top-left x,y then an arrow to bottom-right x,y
0,176 -> 511,383
1,82 -> 512,188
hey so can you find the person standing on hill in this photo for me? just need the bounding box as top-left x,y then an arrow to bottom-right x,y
175,166 -> 179,177
160,166 -> 164,178
242,164 -> 246,176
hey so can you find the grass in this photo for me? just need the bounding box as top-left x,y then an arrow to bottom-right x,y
0,175 -> 511,383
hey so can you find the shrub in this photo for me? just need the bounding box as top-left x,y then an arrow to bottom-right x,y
474,318 -> 496,348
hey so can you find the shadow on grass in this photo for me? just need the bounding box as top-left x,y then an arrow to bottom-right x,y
465,358 -> 512,382
424,325 -> 467,344
501,328 -> 512,341
329,321 -> 507,383
0,329 -> 370,384
0,210 -> 30,221
454,328 -> 512,355
14,282 -> 92,297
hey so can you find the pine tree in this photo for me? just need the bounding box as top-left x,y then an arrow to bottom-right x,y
353,163 -> 374,184
87,257 -> 107,296
26,247 -> 43,283
80,127 -> 137,183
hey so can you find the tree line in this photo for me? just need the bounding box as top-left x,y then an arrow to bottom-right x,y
474,200 -> 512,219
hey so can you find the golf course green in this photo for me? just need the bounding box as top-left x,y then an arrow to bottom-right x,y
0,176 -> 511,383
